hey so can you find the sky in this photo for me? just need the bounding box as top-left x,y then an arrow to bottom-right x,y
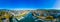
53,0 -> 60,9
0,0 -> 60,10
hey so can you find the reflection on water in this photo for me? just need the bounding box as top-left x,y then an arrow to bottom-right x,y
0,9 -> 60,22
